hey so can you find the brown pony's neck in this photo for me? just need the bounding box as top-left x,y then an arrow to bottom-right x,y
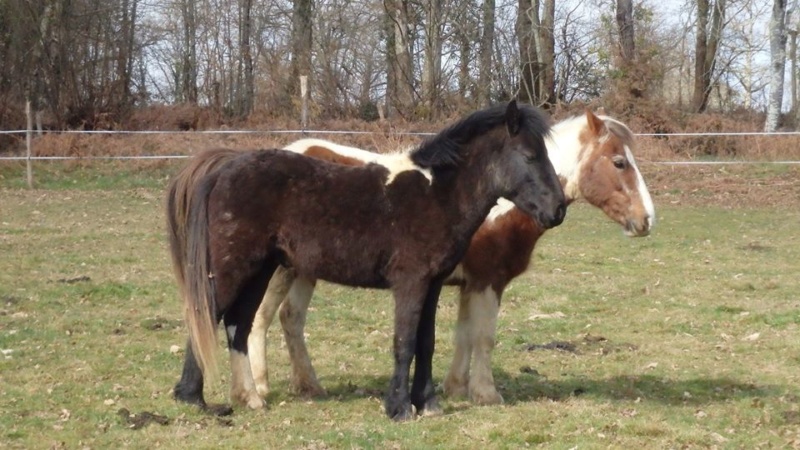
431,126 -> 513,243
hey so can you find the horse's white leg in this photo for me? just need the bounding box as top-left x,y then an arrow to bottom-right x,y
248,267 -> 295,398
467,286 -> 503,405
280,276 -> 326,397
229,347 -> 265,409
442,286 -> 473,399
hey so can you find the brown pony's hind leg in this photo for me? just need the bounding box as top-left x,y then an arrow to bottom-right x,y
442,287 -> 474,399
280,275 -> 325,397
466,287 -> 503,405
173,340 -> 234,416
249,266 -> 295,398
225,262 -> 279,410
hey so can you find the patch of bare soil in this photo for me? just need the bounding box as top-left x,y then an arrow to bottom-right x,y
525,334 -> 638,355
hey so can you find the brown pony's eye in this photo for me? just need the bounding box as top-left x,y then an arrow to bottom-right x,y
612,155 -> 626,169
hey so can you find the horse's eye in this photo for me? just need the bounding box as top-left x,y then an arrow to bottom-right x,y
612,156 -> 626,169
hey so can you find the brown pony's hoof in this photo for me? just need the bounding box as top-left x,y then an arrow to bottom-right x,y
469,388 -> 504,406
204,403 -> 234,416
419,401 -> 443,417
293,382 -> 327,399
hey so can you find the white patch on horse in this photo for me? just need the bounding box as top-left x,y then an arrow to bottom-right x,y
486,198 -> 515,222
545,116 -> 587,201
284,138 -> 431,186
624,145 -> 656,225
381,152 -> 433,185
227,324 -> 237,340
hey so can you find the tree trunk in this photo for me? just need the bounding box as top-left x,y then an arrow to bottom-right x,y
237,0 -> 254,117
693,0 -> 726,112
421,0 -> 443,119
539,0 -> 555,106
616,0 -> 635,61
289,0 -> 313,106
385,0 -> 415,118
692,0 -> 710,111
615,0 -> 642,100
478,0 -> 496,106
180,0 -> 197,104
765,0 -> 788,132
516,0 -> 539,105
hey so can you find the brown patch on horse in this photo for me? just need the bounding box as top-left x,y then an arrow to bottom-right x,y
304,145 -> 367,167
461,208 -> 545,294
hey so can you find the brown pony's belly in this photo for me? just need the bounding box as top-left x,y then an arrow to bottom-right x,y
279,237 -> 393,289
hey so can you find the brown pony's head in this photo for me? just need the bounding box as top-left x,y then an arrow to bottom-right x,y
576,110 -> 655,237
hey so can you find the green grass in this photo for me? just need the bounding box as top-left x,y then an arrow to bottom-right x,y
1,164 -> 800,448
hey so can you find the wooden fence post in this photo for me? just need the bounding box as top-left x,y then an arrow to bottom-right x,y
300,75 -> 308,133
25,99 -> 34,189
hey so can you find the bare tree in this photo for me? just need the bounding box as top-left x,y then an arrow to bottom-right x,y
478,0 -> 496,106
290,0 -> 313,108
693,0 -> 726,112
765,0 -> 788,132
236,0 -> 254,117
385,0 -> 416,118
421,0 -> 444,118
180,0 -> 198,104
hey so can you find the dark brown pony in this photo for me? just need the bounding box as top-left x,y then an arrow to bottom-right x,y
166,101 -> 567,421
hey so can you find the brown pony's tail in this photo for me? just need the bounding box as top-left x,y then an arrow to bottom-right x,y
165,149 -> 241,378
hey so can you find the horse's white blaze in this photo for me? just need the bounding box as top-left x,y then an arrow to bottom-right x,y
624,145 -> 656,225
282,138 -> 431,186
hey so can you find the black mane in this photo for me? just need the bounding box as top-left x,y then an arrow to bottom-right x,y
409,102 -> 550,169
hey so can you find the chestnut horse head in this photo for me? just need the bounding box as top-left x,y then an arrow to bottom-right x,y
549,110 -> 654,237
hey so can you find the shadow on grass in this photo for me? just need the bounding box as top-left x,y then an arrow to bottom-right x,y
493,369 -> 785,406
271,370 -> 785,408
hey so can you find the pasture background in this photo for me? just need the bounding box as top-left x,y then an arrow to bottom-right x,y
1,160 -> 800,449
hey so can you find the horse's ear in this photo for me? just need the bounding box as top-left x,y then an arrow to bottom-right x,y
585,109 -> 606,135
506,100 -> 521,136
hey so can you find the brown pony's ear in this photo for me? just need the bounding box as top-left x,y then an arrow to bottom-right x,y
585,109 -> 606,135
506,99 -> 521,136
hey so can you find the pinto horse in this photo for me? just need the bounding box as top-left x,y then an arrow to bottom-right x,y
166,101 -> 567,421
245,109 -> 655,406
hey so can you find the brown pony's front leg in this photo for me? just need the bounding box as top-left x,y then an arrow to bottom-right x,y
411,280 -> 444,416
385,283 -> 428,421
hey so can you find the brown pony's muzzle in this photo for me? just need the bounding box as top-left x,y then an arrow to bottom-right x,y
537,199 -> 567,229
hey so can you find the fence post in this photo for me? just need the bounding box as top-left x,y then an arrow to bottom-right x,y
300,75 -> 308,133
25,99 -> 34,189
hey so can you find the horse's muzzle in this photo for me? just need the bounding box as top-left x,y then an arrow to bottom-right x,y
624,216 -> 652,237
539,201 -> 567,229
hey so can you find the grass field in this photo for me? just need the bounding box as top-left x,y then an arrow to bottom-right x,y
1,162 -> 799,449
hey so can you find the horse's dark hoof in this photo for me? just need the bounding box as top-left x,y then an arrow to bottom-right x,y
204,403 -> 234,416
